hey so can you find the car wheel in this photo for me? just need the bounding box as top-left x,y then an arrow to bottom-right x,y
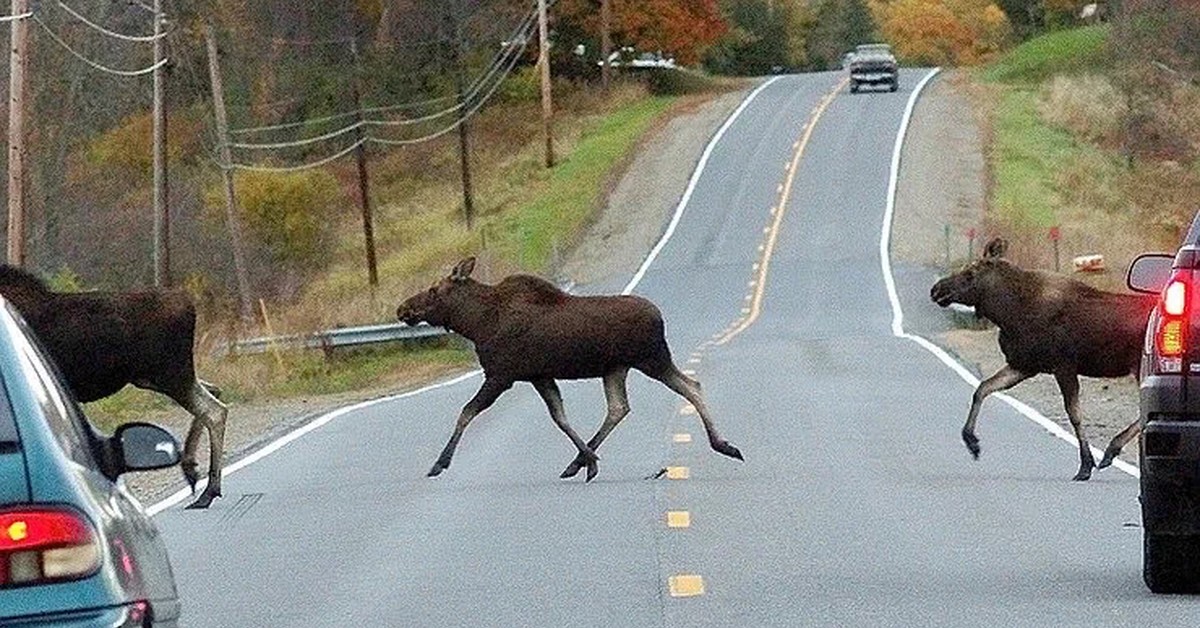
1144,533 -> 1200,593
889,80 -> 899,92
849,82 -> 858,94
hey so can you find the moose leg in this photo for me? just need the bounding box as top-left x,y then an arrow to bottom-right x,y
1054,371 -> 1095,481
183,381 -> 228,509
652,365 -> 743,461
561,368 -> 630,480
962,365 -> 1031,459
429,378 -> 510,477
180,420 -> 204,492
532,379 -> 601,481
1099,417 -> 1144,470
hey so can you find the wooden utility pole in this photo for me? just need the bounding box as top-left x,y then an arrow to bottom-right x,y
6,0 -> 29,266
204,22 -> 254,322
600,0 -> 612,89
348,38 -> 378,286
450,0 -> 475,229
151,0 -> 170,286
537,0 -> 554,168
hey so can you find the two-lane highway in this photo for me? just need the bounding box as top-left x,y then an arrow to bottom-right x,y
154,71 -> 1200,626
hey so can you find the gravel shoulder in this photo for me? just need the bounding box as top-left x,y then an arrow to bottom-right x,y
892,70 -> 1140,469
122,85 -> 755,505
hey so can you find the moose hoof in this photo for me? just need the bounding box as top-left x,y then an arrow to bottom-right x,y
560,461 -> 583,479
1072,467 -> 1093,482
1097,448 -> 1120,470
585,461 -> 599,483
713,440 -> 744,461
962,430 -> 981,459
184,489 -> 220,510
427,461 -> 449,478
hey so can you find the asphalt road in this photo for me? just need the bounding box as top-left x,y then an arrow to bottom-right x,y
155,70 -> 1200,626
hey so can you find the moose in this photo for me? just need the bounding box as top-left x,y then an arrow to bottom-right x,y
396,257 -> 744,481
0,265 -> 227,509
930,238 -> 1156,480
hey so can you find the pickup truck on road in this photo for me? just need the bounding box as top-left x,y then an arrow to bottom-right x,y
848,43 -> 899,93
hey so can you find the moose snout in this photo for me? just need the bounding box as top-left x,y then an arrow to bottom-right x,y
930,281 -> 953,307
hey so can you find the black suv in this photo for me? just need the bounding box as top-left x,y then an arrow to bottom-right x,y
1127,214 -> 1200,593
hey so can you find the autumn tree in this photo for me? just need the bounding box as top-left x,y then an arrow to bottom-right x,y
873,0 -> 1010,65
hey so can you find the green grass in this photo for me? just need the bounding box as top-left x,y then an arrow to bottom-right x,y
991,90 -> 1076,228
983,24 -> 1112,85
487,96 -> 674,271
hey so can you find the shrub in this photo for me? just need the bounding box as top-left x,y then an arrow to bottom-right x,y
207,169 -> 340,272
1037,74 -> 1125,146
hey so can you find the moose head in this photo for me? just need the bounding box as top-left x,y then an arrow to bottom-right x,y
396,257 -> 478,327
930,237 -> 1010,308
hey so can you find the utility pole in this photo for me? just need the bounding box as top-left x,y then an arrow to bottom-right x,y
348,37 -> 378,286
600,0 -> 612,89
204,22 -> 254,322
6,0 -> 29,266
537,0 -> 554,168
450,0 -> 475,229
151,0 -> 170,286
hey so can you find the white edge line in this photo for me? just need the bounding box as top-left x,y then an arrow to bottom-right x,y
622,76 -> 782,295
149,77 -> 783,516
879,67 -> 1139,480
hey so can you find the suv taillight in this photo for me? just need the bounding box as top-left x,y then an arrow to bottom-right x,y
1154,271 -> 1190,373
0,507 -> 100,588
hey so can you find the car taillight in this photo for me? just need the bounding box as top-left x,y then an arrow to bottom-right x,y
1154,272 -> 1190,372
0,508 -> 100,588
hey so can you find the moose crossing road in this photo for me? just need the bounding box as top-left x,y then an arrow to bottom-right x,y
153,70 -> 1200,626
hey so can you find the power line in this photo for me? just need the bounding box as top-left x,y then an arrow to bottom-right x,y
369,13 -> 531,147
53,0 -> 168,42
227,6 -> 535,140
0,11 -> 31,22
33,14 -> 167,77
228,137 -> 367,173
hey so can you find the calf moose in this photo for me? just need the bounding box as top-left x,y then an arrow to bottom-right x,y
396,257 -> 744,481
0,265 -> 227,509
930,238 -> 1155,480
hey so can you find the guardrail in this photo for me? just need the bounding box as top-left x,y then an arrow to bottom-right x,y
225,322 -> 453,357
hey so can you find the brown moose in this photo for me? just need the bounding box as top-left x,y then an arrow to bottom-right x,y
0,265 -> 227,509
930,238 -> 1155,480
396,257 -> 744,481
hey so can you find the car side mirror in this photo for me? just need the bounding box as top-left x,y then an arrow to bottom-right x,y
1127,254 -> 1175,294
114,422 -> 181,473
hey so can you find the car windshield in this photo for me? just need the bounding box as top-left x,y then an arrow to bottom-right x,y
856,44 -> 891,54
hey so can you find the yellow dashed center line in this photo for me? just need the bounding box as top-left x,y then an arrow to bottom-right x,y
667,511 -> 691,528
673,433 -> 693,443
716,78 -> 847,346
669,574 -> 705,597
679,405 -> 697,415
665,466 -> 690,480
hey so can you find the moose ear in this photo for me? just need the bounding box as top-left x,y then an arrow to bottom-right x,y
450,257 -> 476,281
983,237 -> 1008,259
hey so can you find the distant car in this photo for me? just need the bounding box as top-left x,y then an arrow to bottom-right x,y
0,298 -> 183,625
849,43 -> 899,93
1125,212 -> 1200,593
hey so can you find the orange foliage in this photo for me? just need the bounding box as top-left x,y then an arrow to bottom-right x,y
558,0 -> 727,66
875,0 -> 1011,65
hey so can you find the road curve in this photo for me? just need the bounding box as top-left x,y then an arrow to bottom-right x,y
155,71 -> 1200,627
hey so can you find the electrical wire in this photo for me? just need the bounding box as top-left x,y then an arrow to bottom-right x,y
0,11 -> 31,22
228,6 -> 534,140
53,0 -> 167,42
33,15 -> 166,77
230,119 -> 365,150
227,137 -> 367,173
368,13 -> 531,147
